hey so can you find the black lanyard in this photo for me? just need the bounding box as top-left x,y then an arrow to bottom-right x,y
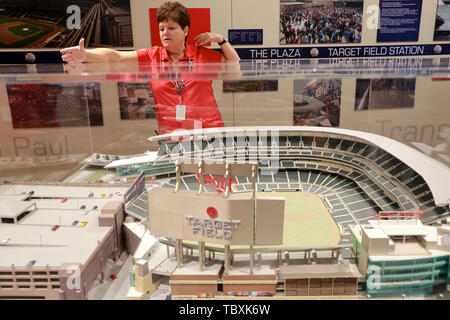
174,80 -> 185,104
174,80 -> 185,96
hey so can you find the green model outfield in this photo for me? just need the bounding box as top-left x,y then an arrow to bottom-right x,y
185,191 -> 341,249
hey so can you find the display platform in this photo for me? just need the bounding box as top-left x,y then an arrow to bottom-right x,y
0,58 -> 449,301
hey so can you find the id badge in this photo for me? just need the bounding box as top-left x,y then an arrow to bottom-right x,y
176,104 -> 186,121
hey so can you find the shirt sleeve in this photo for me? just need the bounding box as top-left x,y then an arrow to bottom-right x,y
136,48 -> 152,63
196,46 -> 223,63
136,48 -> 157,72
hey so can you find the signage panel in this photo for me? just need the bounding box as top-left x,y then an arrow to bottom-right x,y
229,29 -> 263,45
377,0 -> 423,43
148,188 -> 254,245
124,171 -> 145,203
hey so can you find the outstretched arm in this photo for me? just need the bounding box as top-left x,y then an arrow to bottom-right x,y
194,33 -> 240,61
60,38 -> 138,63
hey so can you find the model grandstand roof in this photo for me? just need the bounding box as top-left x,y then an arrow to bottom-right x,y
105,152 -> 158,169
148,126 -> 450,206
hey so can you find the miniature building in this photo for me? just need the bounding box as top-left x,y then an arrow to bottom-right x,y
0,224 -> 115,299
0,183 -> 129,300
349,215 -> 450,297
99,201 -> 125,260
126,259 -> 163,299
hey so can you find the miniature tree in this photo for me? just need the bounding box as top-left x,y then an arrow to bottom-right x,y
115,155 -> 119,160
105,154 -> 110,160
96,154 -> 100,160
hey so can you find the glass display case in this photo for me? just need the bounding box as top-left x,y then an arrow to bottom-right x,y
0,57 -> 449,300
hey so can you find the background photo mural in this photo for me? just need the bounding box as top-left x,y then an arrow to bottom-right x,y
7,83 -> 103,128
280,0 -> 363,45
354,78 -> 416,111
293,79 -> 342,127
435,0 -> 450,41
118,82 -> 156,120
0,0 -> 133,48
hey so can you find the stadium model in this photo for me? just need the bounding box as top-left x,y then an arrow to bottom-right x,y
122,126 -> 450,299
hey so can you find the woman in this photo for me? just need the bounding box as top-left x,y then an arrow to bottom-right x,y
61,1 -> 240,135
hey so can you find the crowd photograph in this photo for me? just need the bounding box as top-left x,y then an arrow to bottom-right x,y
280,1 -> 363,45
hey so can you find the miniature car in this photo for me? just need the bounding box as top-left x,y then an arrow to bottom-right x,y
80,205 -> 86,210
110,274 -> 117,280
61,198 -> 68,203
236,291 -> 249,296
80,220 -> 88,227
27,260 -> 36,267
51,225 -> 59,231
197,293 -> 213,298
92,205 -> 98,210
251,291 -> 273,297
72,220 -> 79,226
226,291 -> 236,296
100,193 -> 105,198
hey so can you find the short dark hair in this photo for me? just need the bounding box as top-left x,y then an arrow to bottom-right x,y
156,1 -> 190,29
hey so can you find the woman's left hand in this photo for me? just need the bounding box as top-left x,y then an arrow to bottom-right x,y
194,32 -> 224,46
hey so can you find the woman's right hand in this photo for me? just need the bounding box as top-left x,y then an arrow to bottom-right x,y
60,38 -> 87,63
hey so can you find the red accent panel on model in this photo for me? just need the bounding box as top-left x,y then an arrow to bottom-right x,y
149,8 -> 211,47
196,173 -> 236,193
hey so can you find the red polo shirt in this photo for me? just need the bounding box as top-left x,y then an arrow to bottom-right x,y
137,45 -> 224,135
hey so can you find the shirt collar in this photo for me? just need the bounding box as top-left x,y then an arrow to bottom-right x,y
161,44 -> 195,62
